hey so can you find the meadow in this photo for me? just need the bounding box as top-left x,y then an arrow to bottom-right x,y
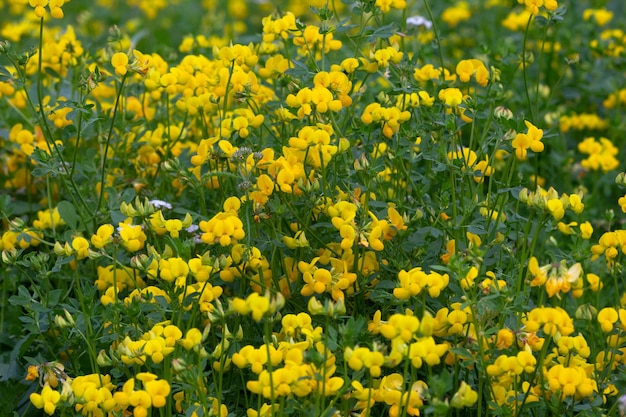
1,0 -> 626,416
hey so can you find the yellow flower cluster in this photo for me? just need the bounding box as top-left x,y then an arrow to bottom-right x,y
375,0 -> 406,14
29,0 -> 68,19
591,230 -> 626,267
455,59 -> 490,86
559,112 -> 608,132
577,136 -> 619,172
117,323 -> 182,364
361,102 -> 411,139
199,198 -> 245,246
286,71 -> 352,118
583,8 -> 614,27
603,88 -> 626,109
441,1 -> 471,27
591,28 -> 626,57
7,1 -> 626,416
519,185 -> 584,221
393,266 -> 450,299
517,0 -> 558,16
528,257 -> 584,298
446,147 -> 493,183
511,120 -> 544,160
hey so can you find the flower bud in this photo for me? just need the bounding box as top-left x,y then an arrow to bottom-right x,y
0,40 -> 10,54
575,304 -> 597,320
307,297 -> 324,315
97,349 -> 113,366
494,106 -> 513,120
2,248 -> 18,264
171,358 -> 188,373
54,309 -> 75,328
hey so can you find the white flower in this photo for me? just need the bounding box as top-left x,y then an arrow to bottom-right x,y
406,15 -> 432,29
149,199 -> 172,209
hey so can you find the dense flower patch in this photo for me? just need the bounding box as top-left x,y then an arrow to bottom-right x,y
1,0 -> 626,416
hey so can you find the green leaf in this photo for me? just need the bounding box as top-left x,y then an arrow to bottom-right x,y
0,194 -> 11,217
374,280 -> 397,289
57,200 -> 79,230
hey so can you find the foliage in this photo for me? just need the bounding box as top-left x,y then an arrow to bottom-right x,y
1,0 -> 626,416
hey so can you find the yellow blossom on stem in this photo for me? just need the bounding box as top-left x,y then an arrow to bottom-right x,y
30,385 -> 61,416
29,0 -> 67,19
512,120 -> 544,160
375,0 -> 406,13
451,381 -> 478,408
598,307 -> 618,332
438,87 -> 464,107
111,52 -> 129,76
455,59 -> 490,86
144,379 -> 170,408
71,236 -> 90,260
118,222 -> 147,252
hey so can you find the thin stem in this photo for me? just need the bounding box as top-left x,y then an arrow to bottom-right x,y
31,18 -> 92,231
95,73 -> 128,224
521,15 -> 535,123
70,89 -> 85,176
422,0 -> 446,78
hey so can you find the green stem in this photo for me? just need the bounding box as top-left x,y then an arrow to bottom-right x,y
29,18 -> 92,231
264,318 -> 277,417
70,89 -> 85,177
95,73 -> 128,225
422,0 -> 446,78
521,15 -> 535,123
73,264 -> 101,378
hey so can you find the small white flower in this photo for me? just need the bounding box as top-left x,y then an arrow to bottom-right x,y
406,15 -> 433,29
149,199 -> 172,210
619,394 -> 626,416
186,224 -> 199,233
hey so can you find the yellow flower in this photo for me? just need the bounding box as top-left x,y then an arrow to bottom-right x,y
577,137 -> 619,172
455,59 -> 489,87
495,328 -> 515,349
30,385 -> 61,416
29,0 -> 66,18
145,379 -> 170,408
372,46 -> 403,67
159,257 -> 189,283
111,52 -> 129,76
529,257 -> 583,298
451,381 -> 478,408
518,0 -> 558,15
360,102 -> 411,138
438,87 -> 463,107
546,364 -> 595,399
512,120 -> 544,160
442,1 -> 471,27
585,273 -> 602,291
90,224 -> 114,249
597,307 -> 618,332
618,195 -> 626,213
199,211 -> 245,246
523,306 -> 574,337
180,328 -> 203,350
230,292 -> 280,322
32,207 -> 65,230
394,266 -> 449,299
118,222 -> 147,252
375,0 -> 406,13
345,346 -> 385,377
71,236 -> 90,259
583,8 -> 613,26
